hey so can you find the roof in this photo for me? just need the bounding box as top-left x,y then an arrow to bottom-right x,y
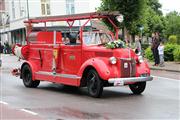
24,11 -> 120,23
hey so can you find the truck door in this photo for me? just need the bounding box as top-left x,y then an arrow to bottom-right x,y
61,45 -> 82,74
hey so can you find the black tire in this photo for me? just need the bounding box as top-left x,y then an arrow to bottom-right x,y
87,69 -> 103,98
129,82 -> 146,94
22,64 -> 40,88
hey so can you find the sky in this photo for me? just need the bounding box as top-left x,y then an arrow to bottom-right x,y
159,0 -> 180,14
91,0 -> 180,15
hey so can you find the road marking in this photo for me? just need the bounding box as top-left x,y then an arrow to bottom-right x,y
152,75 -> 179,81
20,109 -> 38,115
0,101 -> 8,105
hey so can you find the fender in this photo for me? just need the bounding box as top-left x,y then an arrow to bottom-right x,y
21,61 -> 39,80
78,58 -> 111,80
136,61 -> 150,77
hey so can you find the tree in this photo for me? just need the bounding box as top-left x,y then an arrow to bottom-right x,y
99,0 -> 147,35
165,11 -> 180,41
147,0 -> 162,15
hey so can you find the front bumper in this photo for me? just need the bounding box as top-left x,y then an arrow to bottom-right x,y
108,76 -> 153,86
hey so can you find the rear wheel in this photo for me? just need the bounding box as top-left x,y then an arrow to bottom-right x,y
87,69 -> 103,98
22,64 -> 40,88
129,82 -> 146,94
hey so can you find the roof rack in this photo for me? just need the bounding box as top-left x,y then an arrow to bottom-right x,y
24,11 -> 120,23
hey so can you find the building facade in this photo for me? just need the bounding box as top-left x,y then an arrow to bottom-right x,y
0,0 -> 100,45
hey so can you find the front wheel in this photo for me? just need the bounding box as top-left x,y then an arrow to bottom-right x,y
129,82 -> 146,94
87,69 -> 103,98
22,64 -> 40,88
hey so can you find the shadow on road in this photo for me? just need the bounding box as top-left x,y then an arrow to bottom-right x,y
34,83 -> 143,99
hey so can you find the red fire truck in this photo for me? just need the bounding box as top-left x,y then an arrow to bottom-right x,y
12,12 -> 153,98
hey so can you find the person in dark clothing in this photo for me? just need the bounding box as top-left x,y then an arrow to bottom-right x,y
151,33 -> 160,66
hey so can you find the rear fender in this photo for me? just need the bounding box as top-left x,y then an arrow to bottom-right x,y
78,58 -> 110,80
21,61 -> 38,80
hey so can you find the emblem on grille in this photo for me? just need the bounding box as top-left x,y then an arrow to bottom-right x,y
124,62 -> 128,68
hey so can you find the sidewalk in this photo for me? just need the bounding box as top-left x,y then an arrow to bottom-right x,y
147,61 -> 180,73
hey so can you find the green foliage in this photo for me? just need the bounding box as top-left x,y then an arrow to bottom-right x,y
98,0 -> 147,35
141,43 -> 150,51
164,44 -> 177,61
168,35 -> 177,44
145,44 -> 180,61
165,12 -> 180,44
173,45 -> 180,62
145,47 -> 154,61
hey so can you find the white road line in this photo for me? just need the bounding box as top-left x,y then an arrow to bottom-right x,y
0,101 -> 8,105
152,75 -> 180,81
20,109 -> 38,115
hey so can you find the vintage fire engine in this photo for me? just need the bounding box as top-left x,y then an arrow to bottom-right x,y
12,12 -> 153,97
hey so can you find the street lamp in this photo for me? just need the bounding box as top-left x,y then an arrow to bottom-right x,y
139,26 -> 144,40
26,0 -> 30,19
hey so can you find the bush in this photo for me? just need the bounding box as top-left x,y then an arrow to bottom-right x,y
145,47 -> 154,61
168,35 -> 177,44
164,44 -> 177,61
145,44 -> 180,62
177,35 -> 180,45
141,43 -> 149,51
173,46 -> 180,62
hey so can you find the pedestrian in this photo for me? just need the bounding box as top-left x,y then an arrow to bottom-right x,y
134,35 -> 142,55
158,41 -> 165,67
4,43 -> 7,54
151,33 -> 160,66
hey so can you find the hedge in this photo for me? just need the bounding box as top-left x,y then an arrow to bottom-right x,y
145,44 -> 180,62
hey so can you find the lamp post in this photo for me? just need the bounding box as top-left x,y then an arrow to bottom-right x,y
139,26 -> 144,41
26,0 -> 29,19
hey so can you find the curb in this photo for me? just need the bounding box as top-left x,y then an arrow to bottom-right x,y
150,67 -> 180,73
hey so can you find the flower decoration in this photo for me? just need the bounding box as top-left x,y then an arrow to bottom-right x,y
105,39 -> 126,49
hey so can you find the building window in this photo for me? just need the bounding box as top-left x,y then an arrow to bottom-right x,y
12,0 -> 15,19
19,0 -> 23,17
41,0 -> 51,15
66,0 -> 75,15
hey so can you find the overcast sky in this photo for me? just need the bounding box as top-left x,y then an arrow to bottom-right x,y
91,0 -> 180,14
159,0 -> 180,14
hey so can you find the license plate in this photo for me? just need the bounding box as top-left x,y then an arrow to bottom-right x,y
114,80 -> 124,86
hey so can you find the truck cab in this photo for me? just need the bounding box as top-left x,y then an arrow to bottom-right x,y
12,12 -> 153,98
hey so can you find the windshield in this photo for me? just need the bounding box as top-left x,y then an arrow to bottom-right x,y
83,32 -> 113,45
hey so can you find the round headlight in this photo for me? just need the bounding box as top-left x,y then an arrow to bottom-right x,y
138,56 -> 144,63
109,57 -> 117,64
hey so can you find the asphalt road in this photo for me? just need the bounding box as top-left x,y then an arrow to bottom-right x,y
0,54 -> 180,120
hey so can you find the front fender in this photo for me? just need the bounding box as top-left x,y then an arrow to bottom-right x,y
21,60 -> 39,80
78,58 -> 110,80
136,61 -> 151,77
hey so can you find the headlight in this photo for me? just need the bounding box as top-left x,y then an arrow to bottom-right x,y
109,57 -> 117,64
138,56 -> 144,63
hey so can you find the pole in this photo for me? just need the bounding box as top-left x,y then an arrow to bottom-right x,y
26,0 -> 29,19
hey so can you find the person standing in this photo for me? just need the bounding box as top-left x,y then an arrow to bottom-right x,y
134,35 -> 142,55
151,33 -> 160,66
158,41 -> 165,67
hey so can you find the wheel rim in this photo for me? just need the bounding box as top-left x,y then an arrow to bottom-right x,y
88,72 -> 98,94
132,83 -> 139,89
